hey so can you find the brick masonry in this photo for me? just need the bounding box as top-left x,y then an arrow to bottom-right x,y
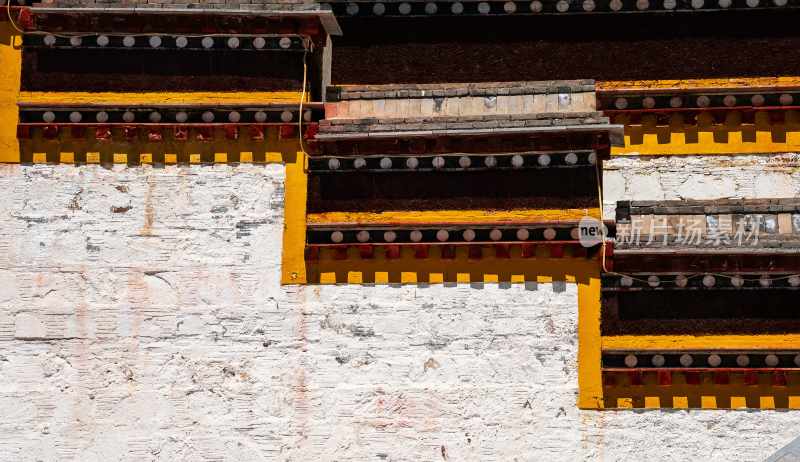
1,162 -> 800,461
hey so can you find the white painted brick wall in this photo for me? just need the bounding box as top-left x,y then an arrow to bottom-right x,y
1,163 -> 799,462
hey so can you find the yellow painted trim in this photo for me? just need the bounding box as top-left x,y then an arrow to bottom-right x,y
281,150 -> 309,284
307,208 -> 600,226
18,91 -> 307,106
598,77 -> 800,93
578,268 -> 604,409
611,111 -> 800,156
603,335 -> 800,351
0,26 -> 21,162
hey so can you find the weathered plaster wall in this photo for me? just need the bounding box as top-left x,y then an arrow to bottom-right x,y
1,163 -> 800,462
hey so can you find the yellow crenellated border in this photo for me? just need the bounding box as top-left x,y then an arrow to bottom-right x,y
611,111 -> 800,156
598,77 -> 800,93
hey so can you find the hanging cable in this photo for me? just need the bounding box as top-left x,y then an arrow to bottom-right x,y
6,0 -> 27,34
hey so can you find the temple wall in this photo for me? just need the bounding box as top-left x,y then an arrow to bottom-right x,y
1,163 -> 800,461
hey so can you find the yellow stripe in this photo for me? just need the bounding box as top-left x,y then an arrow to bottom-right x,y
598,77 -> 800,93
307,208 -> 600,226
603,335 -> 800,351
18,91 -> 307,106
0,27 -> 21,162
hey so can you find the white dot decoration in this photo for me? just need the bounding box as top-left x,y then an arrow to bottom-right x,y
780,94 -> 794,105
642,96 -> 656,109
556,0 -> 569,11
68,112 -> 82,123
511,155 -> 524,168
731,275 -> 744,288
410,230 -> 423,242
69,36 -> 82,47
228,111 -> 241,123
723,95 -> 737,107
680,354 -> 694,367
380,157 -> 393,169
170,111 -> 186,123
570,227 -> 580,240
788,276 -> 800,287
669,96 -> 683,108
96,35 -> 110,47
708,354 -> 722,367
795,355 -> 800,367
775,0 -> 788,5
489,229 -> 503,241
304,110 -> 313,122
202,37 -> 214,49
42,111 -> 56,123
227,37 -> 240,49
451,2 -> 465,13
565,153 -> 578,165
399,2 -> 412,14
432,156 -> 446,169
373,3 -> 386,15
353,158 -> 367,169
252,37 -> 266,49
636,0 -> 649,9
331,231 -> 344,243
202,111 -> 215,123
696,95 -> 711,107
327,158 -> 340,170
691,0 -> 704,8
624,355 -> 638,368
663,0 -> 677,8
149,112 -> 162,123
463,229 -> 476,242
92,111 -> 108,123
121,36 -> 135,48
614,97 -> 628,110
651,355 -> 665,367
149,36 -> 162,48
647,275 -> 661,288
543,228 -> 557,241
346,2 -> 359,15
175,36 -> 188,48
406,157 -> 419,169
610,0 -> 623,10
280,110 -> 293,122
504,1 -> 518,12
746,0 -> 759,6
254,111 -> 267,123
478,2 -> 491,13
516,228 -> 530,241
751,94 -> 765,106
702,274 -> 716,288
122,111 -> 135,123
425,2 -> 438,14
458,156 -> 472,168
484,156 -> 498,168
436,229 -> 450,242
356,230 -> 370,243
43,34 -> 56,46
620,276 -> 634,287
383,231 -> 397,243
718,0 -> 731,6
760,275 -> 772,287
583,0 -> 596,10
279,37 -> 292,49
736,355 -> 750,367
765,354 -> 780,367
537,154 -> 551,166
588,152 -> 597,165
674,274 -> 688,287
530,0 -> 543,11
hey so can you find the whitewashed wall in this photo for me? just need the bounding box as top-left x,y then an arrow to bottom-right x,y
1,162 -> 799,462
